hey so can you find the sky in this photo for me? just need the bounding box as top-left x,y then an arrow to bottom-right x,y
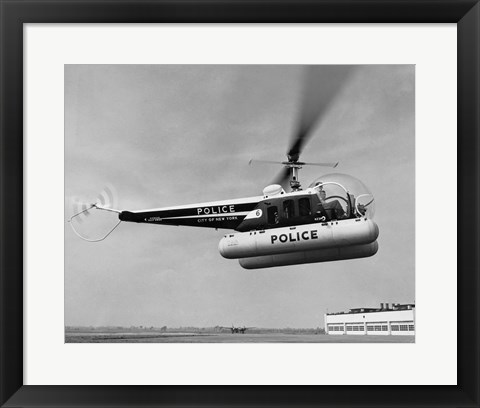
65,65 -> 415,328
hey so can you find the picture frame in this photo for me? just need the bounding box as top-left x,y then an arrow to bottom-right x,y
1,0 -> 478,406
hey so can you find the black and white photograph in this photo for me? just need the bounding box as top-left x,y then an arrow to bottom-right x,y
65,64 -> 415,343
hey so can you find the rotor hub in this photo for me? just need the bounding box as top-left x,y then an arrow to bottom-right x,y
287,153 -> 300,162
289,179 -> 301,191
282,161 -> 304,169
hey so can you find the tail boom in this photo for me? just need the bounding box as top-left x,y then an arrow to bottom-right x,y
119,196 -> 262,230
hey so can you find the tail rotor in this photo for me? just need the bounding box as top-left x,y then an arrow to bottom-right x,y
68,184 -> 122,242
96,184 -> 118,209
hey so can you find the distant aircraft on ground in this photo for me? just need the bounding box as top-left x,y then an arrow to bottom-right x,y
220,325 -> 255,334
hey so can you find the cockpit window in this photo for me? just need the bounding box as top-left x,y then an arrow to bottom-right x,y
283,200 -> 294,219
309,173 -> 376,219
313,182 -> 349,220
354,194 -> 374,217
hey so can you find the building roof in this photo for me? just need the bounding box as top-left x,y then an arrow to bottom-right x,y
326,303 -> 415,316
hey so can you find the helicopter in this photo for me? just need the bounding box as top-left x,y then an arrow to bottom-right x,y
69,67 -> 379,269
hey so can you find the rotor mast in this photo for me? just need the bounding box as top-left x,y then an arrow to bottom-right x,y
249,156 -> 338,192
285,155 -> 303,191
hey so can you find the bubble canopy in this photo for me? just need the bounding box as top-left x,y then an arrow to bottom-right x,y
308,173 -> 376,219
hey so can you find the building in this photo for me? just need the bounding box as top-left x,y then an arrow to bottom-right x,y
324,303 -> 415,336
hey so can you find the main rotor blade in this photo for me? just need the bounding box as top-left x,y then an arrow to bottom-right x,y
251,159 -> 338,167
287,66 -> 355,161
302,162 -> 339,168
272,167 -> 291,190
249,159 -> 284,166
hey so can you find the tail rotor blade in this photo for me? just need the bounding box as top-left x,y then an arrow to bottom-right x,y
96,184 -> 118,209
82,204 -> 91,217
72,199 -> 81,223
71,197 -> 92,223
98,195 -> 106,206
69,184 -> 119,225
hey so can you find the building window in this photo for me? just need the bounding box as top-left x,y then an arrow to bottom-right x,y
408,324 -> 415,331
367,325 -> 374,331
382,325 -> 388,331
400,325 -> 408,331
391,325 -> 399,331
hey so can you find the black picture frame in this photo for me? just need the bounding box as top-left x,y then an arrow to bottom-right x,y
1,1 -> 479,407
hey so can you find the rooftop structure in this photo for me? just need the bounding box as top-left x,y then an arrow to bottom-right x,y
325,303 -> 415,336
326,302 -> 415,315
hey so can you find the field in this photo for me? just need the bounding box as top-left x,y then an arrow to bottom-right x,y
65,331 -> 414,343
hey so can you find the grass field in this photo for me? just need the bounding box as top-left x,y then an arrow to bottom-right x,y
65,331 -> 414,343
